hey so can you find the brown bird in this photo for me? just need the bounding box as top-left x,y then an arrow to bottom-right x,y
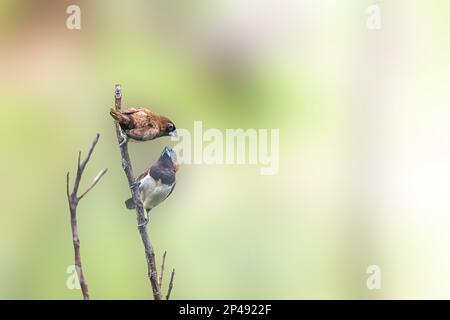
110,107 -> 177,146
125,147 -> 179,227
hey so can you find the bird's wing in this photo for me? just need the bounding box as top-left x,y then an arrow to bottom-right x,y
125,169 -> 148,210
136,168 -> 150,182
165,182 -> 176,200
127,127 -> 160,141
121,107 -> 143,114
127,109 -> 159,129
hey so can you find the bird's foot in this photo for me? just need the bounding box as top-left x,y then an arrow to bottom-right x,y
137,209 -> 151,228
118,128 -> 128,147
137,218 -> 149,228
119,139 -> 127,147
130,181 -> 140,192
119,136 -> 127,147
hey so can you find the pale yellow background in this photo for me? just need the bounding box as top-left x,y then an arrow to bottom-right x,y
1,0 -> 450,299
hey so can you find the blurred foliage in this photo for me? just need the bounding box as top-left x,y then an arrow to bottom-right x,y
1,0 -> 450,299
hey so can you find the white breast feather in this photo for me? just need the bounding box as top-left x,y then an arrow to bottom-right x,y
138,174 -> 174,210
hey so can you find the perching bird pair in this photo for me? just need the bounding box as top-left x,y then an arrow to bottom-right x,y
110,107 -> 178,227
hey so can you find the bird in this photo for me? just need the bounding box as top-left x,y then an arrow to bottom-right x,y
125,147 -> 179,227
110,107 -> 177,146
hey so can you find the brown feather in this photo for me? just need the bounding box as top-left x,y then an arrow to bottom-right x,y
110,109 -> 131,125
109,107 -> 175,141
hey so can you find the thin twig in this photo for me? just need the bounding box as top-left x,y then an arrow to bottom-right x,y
159,251 -> 167,290
66,133 -> 108,300
166,268 -> 175,300
112,84 -> 162,300
78,168 -> 108,200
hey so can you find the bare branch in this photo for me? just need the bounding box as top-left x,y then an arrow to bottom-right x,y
159,251 -> 167,290
112,84 -> 163,300
78,168 -> 108,200
66,172 -> 70,200
166,268 -> 175,300
79,133 -> 100,170
66,133 -> 107,300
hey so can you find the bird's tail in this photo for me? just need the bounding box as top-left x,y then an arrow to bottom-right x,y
125,198 -> 135,210
110,109 -> 131,125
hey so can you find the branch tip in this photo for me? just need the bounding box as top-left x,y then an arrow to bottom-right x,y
166,268 -> 175,300
159,251 -> 168,290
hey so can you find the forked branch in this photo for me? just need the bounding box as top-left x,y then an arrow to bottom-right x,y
66,133 -> 108,300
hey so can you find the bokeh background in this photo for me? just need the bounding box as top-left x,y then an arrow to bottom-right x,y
1,0 -> 450,299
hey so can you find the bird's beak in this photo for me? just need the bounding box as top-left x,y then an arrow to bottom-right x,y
167,148 -> 179,171
169,130 -> 177,137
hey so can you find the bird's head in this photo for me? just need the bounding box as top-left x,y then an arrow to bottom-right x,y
160,147 -> 179,172
160,116 -> 177,137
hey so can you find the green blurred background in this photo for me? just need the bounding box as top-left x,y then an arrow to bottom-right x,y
1,0 -> 450,299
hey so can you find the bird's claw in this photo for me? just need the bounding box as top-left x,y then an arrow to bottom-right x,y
137,218 -> 149,228
137,209 -> 151,228
119,137 -> 127,147
118,128 -> 128,147
130,181 -> 140,191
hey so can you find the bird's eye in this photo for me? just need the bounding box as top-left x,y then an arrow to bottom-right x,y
167,123 -> 174,131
